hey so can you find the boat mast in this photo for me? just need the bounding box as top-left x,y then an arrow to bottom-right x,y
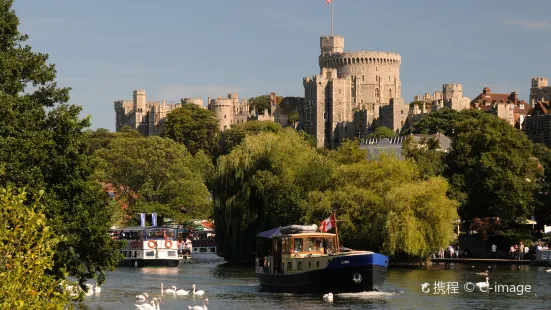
333,210 -> 340,253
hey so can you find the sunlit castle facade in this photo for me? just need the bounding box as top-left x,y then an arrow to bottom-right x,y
299,36 -> 402,148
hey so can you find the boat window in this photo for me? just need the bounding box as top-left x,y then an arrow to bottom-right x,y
305,237 -> 324,253
168,251 -> 177,257
145,251 -> 155,257
293,238 -> 303,253
200,248 -> 207,253
297,261 -> 303,271
133,251 -> 137,258
287,262 -> 292,271
209,248 -> 215,252
317,261 -> 320,268
308,261 -> 311,268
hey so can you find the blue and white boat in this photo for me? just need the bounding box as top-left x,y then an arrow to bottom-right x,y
255,223 -> 388,293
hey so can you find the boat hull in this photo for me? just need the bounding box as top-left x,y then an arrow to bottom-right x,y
256,252 -> 388,294
117,258 -> 180,267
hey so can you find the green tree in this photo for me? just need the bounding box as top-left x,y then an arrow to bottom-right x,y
162,103 -> 219,156
532,143 -> 551,224
94,136 -> 212,223
304,154 -> 458,260
402,136 -> 447,179
326,139 -> 367,165
368,126 -> 397,139
248,95 -> 271,114
448,111 -> 541,223
0,187 -> 70,309
221,121 -> 283,154
213,128 -> 334,262
0,0 -> 121,289
406,108 -> 479,137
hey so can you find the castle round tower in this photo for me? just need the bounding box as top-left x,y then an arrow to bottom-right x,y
208,97 -> 233,131
183,98 -> 204,108
442,84 -> 463,100
318,36 -> 401,105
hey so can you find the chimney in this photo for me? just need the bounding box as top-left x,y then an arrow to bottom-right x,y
483,87 -> 490,96
510,91 -> 518,103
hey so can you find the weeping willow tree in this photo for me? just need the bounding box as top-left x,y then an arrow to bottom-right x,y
213,128 -> 334,262
304,153 -> 458,261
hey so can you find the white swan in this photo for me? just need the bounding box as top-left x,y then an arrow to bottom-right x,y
192,284 -> 205,296
323,292 -> 333,302
175,288 -> 190,295
546,268 -> 551,273
136,292 -> 149,302
136,297 -> 160,310
476,277 -> 489,292
164,285 -> 176,295
188,298 -> 208,310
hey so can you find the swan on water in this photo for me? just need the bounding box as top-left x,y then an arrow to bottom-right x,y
476,277 -> 489,291
164,285 -> 177,295
175,288 -> 190,295
546,268 -> 551,273
136,292 -> 149,301
188,298 -> 208,310
136,297 -> 160,310
323,292 -> 333,302
192,284 -> 205,296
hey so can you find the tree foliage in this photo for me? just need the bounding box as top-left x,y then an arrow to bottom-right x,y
447,110 -> 541,223
162,103 -> 219,156
0,187 -> 70,309
93,136 -> 212,223
368,126 -> 397,139
214,129 -> 458,262
248,94 -> 282,114
213,128 -> 334,262
402,136 -> 447,179
0,0 -> 121,288
221,121 -> 283,154
304,153 -> 458,260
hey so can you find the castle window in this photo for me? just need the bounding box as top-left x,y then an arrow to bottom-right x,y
224,114 -> 226,119
375,88 -> 380,98
362,75 -> 364,82
389,89 -> 392,99
376,76 -> 378,82
401,110 -> 404,115
389,76 -> 391,82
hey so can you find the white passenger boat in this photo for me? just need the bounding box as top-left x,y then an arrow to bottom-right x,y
190,229 -> 225,263
109,226 -> 181,267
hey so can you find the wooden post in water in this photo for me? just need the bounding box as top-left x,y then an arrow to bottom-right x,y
333,211 -> 340,253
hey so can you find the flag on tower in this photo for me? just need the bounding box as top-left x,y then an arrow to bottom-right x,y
325,0 -> 332,4
320,214 -> 336,232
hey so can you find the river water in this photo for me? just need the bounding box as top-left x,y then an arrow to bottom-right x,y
78,262 -> 550,310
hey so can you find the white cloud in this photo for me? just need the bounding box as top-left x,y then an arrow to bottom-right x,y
154,84 -> 246,102
504,19 -> 551,30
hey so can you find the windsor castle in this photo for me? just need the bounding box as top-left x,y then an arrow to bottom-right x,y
114,34 -> 551,149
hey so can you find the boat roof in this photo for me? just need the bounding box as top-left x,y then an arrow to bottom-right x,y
278,232 -> 337,237
109,226 -> 177,232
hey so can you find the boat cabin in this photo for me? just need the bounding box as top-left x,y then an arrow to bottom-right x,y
256,229 -> 338,275
109,226 -> 178,260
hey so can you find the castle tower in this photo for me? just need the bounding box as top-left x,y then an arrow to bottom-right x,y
442,84 -> 463,101
530,77 -> 551,103
133,90 -> 146,112
320,36 -> 344,57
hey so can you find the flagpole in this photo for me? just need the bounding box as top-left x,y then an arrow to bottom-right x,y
331,0 -> 334,36
333,211 -> 340,253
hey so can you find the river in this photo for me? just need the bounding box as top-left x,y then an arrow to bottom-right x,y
78,262 -> 550,309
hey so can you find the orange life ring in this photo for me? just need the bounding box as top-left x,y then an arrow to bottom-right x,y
165,240 -> 173,248
148,240 -> 157,248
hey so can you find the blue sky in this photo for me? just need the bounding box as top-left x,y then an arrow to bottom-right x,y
13,0 -> 551,131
